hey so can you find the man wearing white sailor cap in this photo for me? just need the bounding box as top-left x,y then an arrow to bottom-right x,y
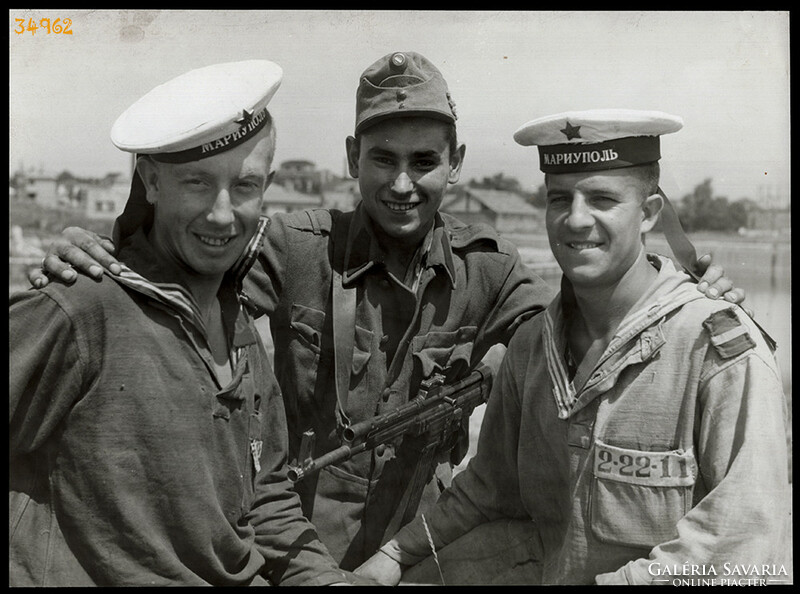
9,60 -> 361,586
358,109 -> 789,585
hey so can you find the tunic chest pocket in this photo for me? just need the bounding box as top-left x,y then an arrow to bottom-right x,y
411,326 -> 478,378
289,304 -> 373,376
289,304 -> 326,363
590,439 -> 696,548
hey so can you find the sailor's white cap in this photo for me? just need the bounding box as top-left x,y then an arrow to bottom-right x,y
110,60 -> 283,163
513,109 -> 683,174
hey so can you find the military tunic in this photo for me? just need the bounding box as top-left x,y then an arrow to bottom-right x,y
382,256 -> 790,584
241,203 -> 554,567
9,229 -> 348,586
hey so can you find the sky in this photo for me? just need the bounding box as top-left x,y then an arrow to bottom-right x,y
9,10 -> 790,207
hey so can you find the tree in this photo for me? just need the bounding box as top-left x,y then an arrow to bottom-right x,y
528,183 -> 547,209
726,199 -> 752,231
56,170 -> 76,184
676,178 -> 750,233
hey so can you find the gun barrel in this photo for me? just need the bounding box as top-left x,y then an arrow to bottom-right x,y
342,396 -> 427,443
287,441 -> 369,483
342,363 -> 492,444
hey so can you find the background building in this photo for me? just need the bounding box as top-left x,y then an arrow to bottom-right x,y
441,187 -> 543,234
262,183 -> 322,216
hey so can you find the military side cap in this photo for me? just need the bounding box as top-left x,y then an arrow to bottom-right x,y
110,60 -> 283,163
355,51 -> 457,134
513,109 -> 683,174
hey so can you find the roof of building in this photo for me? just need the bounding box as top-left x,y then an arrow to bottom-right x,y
280,159 -> 316,168
443,188 -> 541,216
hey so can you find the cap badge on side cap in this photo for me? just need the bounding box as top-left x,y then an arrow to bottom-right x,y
391,52 -> 407,68
354,51 -> 457,133
560,121 -> 582,140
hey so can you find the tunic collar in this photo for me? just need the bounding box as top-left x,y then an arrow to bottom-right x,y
341,203 -> 457,289
543,254 -> 704,419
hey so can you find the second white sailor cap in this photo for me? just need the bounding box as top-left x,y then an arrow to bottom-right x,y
513,109 -> 683,174
110,60 -> 283,163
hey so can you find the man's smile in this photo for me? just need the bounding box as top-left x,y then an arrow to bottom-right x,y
566,241 -> 603,250
382,199 -> 422,212
194,233 -> 235,247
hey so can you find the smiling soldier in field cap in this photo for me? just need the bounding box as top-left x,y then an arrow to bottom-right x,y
356,108 -> 789,586
28,56 -> 749,575
9,60 -> 360,586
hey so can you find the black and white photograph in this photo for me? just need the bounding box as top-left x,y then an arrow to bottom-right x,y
9,10 -> 791,586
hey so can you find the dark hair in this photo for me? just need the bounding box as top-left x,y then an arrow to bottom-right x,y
636,162 -> 660,196
354,119 -> 458,158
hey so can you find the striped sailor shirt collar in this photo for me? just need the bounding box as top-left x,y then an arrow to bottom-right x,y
110,220 -> 267,340
542,254 -> 705,419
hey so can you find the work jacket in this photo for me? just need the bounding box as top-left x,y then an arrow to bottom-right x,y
384,255 -> 790,584
9,227 -> 348,586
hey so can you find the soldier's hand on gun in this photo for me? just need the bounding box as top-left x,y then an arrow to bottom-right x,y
29,227 -> 121,288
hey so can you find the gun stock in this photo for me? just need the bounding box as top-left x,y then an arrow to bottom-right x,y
287,363 -> 493,483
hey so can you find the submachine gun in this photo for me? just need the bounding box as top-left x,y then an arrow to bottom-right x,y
287,362 -> 494,483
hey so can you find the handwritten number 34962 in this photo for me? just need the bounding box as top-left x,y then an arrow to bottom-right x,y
14,18 -> 73,35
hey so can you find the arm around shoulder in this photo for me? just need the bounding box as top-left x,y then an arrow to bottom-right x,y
30,226 -> 121,288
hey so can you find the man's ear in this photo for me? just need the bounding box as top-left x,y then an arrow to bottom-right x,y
264,170 -> 276,192
345,136 -> 360,178
448,143 -> 467,184
641,192 -> 664,234
136,157 -> 160,206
